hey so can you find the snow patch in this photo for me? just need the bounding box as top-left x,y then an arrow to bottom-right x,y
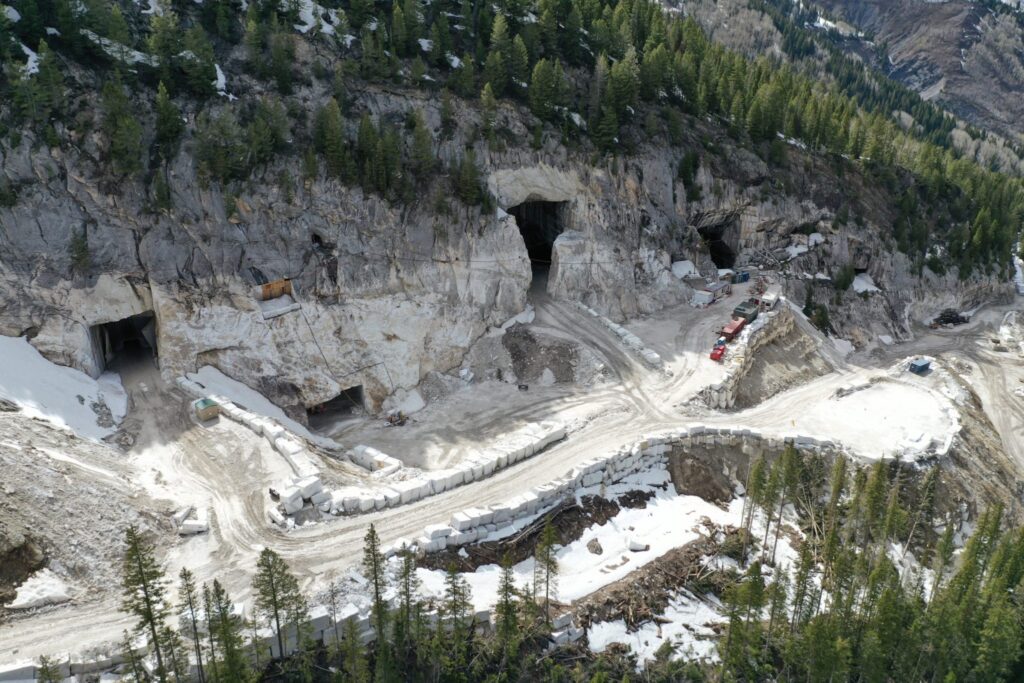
852,273 -> 881,293
5,569 -> 72,610
20,42 -> 39,75
0,335 -> 128,441
831,337 -> 855,357
588,591 -> 721,665
671,260 -> 699,279
3,4 -> 20,21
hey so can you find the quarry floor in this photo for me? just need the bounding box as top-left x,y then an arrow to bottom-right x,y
2,286 -> 1024,663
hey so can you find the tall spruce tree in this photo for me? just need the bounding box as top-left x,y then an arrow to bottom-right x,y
253,547 -> 307,661
121,525 -> 173,682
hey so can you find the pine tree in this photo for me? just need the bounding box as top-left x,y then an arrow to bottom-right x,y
210,579 -> 249,680
450,52 -> 476,97
121,630 -> 145,683
121,525 -> 172,682
154,82 -> 183,160
391,3 -> 407,57
588,54 -> 609,125
342,615 -> 370,682
483,51 -> 507,97
253,547 -> 307,661
494,554 -> 521,664
533,521 -> 559,624
101,78 -> 143,176
481,82 -> 498,137
606,46 -> 639,118
454,149 -> 481,204
361,524 -> 388,643
177,568 -> 206,683
202,584 -> 221,683
593,106 -> 618,152
182,25 -> 216,97
490,13 -> 510,56
316,98 -> 348,178
440,89 -> 456,137
270,27 -> 295,94
528,58 -> 560,121
440,563 -> 473,677
410,111 -> 434,178
35,656 -> 62,683
148,7 -> 181,86
393,545 -> 420,663
509,35 -> 529,95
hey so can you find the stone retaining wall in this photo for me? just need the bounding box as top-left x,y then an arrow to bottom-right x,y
703,306 -> 795,409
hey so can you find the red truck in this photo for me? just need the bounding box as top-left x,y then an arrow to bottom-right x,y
710,346 -> 726,362
721,318 -> 746,342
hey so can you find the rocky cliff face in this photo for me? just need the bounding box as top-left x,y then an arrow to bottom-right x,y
0,80 -> 1007,418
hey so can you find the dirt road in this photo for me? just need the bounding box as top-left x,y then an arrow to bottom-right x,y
2,293 -> 1020,662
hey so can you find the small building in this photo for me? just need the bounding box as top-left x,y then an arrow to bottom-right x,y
691,290 -> 715,307
193,397 -> 221,421
909,358 -> 931,375
255,277 -> 294,302
705,281 -> 732,301
733,301 -> 760,322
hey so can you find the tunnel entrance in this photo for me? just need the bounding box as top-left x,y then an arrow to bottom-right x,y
509,201 -> 566,274
91,312 -> 157,372
697,224 -> 737,269
307,385 -> 364,432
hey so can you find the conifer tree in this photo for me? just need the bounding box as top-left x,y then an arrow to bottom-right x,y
182,25 -> 216,97
35,656 -> 62,683
533,521 -> 559,623
253,547 -> 307,661
210,579 -> 249,680
177,568 -> 206,683
454,149 -> 481,204
494,554 -> 521,664
410,111 -> 434,178
316,97 -> 348,178
121,525 -> 172,682
481,82 -> 498,138
101,78 -> 143,176
509,35 -> 529,95
361,524 -> 388,643
483,51 -> 507,97
440,563 -> 473,677
154,82 -> 183,160
148,7 -> 181,86
201,584 -> 220,682
342,614 -> 370,682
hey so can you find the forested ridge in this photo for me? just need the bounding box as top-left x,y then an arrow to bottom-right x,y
1,0 -> 1022,277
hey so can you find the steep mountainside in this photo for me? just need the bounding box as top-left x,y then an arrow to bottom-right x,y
0,0 -> 1020,420
811,0 -> 1024,140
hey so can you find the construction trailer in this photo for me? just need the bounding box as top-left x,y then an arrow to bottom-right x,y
691,290 -> 715,307
733,301 -> 760,322
721,318 -> 746,341
909,358 -> 931,375
193,398 -> 221,421
255,278 -> 293,301
705,281 -> 732,301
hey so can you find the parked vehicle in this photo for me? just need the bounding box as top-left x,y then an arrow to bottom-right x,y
721,318 -> 746,341
710,346 -> 726,362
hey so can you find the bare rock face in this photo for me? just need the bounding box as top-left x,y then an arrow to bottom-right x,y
0,98 -> 1010,414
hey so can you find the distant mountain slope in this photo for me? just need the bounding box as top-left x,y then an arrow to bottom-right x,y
812,0 -> 1024,140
